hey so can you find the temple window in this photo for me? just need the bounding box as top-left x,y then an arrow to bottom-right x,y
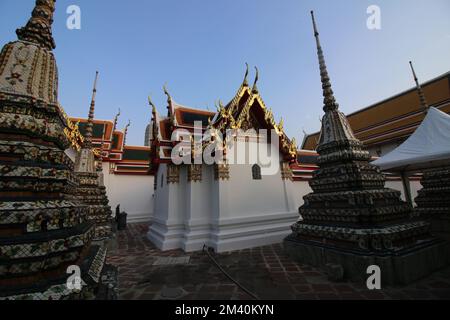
252,164 -> 262,180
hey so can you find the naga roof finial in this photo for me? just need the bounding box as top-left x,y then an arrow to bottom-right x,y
148,95 -> 157,114
409,61 -> 429,113
311,10 -> 339,112
243,63 -> 249,87
252,66 -> 259,93
123,120 -> 131,146
113,108 -> 121,132
163,83 -> 172,103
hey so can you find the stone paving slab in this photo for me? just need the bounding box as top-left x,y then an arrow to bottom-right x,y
106,223 -> 450,300
153,256 -> 191,266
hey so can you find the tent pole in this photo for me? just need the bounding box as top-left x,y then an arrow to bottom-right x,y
401,171 -> 413,209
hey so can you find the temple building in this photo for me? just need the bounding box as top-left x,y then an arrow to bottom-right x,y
283,11 -> 449,285
147,71 -> 300,252
0,0 -> 108,299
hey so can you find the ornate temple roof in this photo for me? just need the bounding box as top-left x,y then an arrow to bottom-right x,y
70,117 -> 151,175
146,73 -> 298,172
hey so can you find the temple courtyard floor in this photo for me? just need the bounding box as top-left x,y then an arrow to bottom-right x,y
106,223 -> 450,300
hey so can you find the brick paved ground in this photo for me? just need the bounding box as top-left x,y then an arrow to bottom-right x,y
106,223 -> 450,300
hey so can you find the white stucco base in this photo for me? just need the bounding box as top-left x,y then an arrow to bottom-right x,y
148,212 -> 299,253
148,162 -> 299,253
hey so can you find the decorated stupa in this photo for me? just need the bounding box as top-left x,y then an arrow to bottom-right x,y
0,0 -> 107,299
284,11 -> 449,284
74,72 -> 113,240
411,62 -> 450,234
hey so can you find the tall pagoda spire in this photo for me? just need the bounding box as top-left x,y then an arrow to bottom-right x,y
310,11 -> 357,149
409,61 -> 429,112
311,11 -> 339,112
16,0 -> 56,50
84,71 -> 99,148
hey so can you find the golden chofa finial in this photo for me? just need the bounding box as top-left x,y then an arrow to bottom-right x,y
278,117 -> 284,133
113,108 -> 121,132
163,83 -> 172,102
124,119 -> 131,131
218,100 -> 226,116
243,63 -> 249,87
148,95 -> 157,114
123,119 -> 131,146
252,66 -> 259,93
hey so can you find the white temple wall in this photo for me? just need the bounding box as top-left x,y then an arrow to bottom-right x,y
101,162 -> 154,223
148,164 -> 191,250
367,141 -> 401,158
224,164 -> 294,217
207,163 -> 298,252
182,165 -> 214,251
290,180 -> 313,209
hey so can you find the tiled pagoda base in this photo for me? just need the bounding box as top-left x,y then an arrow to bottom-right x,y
76,172 -> 112,241
415,166 -> 450,235
0,244 -> 108,300
284,234 -> 450,285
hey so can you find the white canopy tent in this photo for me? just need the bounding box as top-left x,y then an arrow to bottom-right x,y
372,107 -> 450,206
372,107 -> 450,172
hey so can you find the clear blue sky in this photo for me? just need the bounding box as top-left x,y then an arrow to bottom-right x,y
1,0 -> 449,146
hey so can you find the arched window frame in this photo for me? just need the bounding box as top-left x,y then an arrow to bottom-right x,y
252,164 -> 262,180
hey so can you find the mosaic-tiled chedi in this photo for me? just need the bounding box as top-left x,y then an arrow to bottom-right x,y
415,167 -> 450,232
74,72 -> 112,240
0,0 -> 106,299
284,11 -> 449,285
410,62 -> 450,233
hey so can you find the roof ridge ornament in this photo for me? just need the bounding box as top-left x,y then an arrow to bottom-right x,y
409,61 -> 429,113
310,10 -> 339,112
163,83 -> 175,120
113,108 -> 121,132
84,71 -> 99,148
252,66 -> 259,93
243,63 -> 249,87
148,94 -> 157,114
16,0 -> 56,50
123,120 -> 131,146
163,83 -> 172,103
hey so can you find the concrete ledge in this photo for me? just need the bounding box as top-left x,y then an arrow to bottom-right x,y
283,234 -> 450,285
